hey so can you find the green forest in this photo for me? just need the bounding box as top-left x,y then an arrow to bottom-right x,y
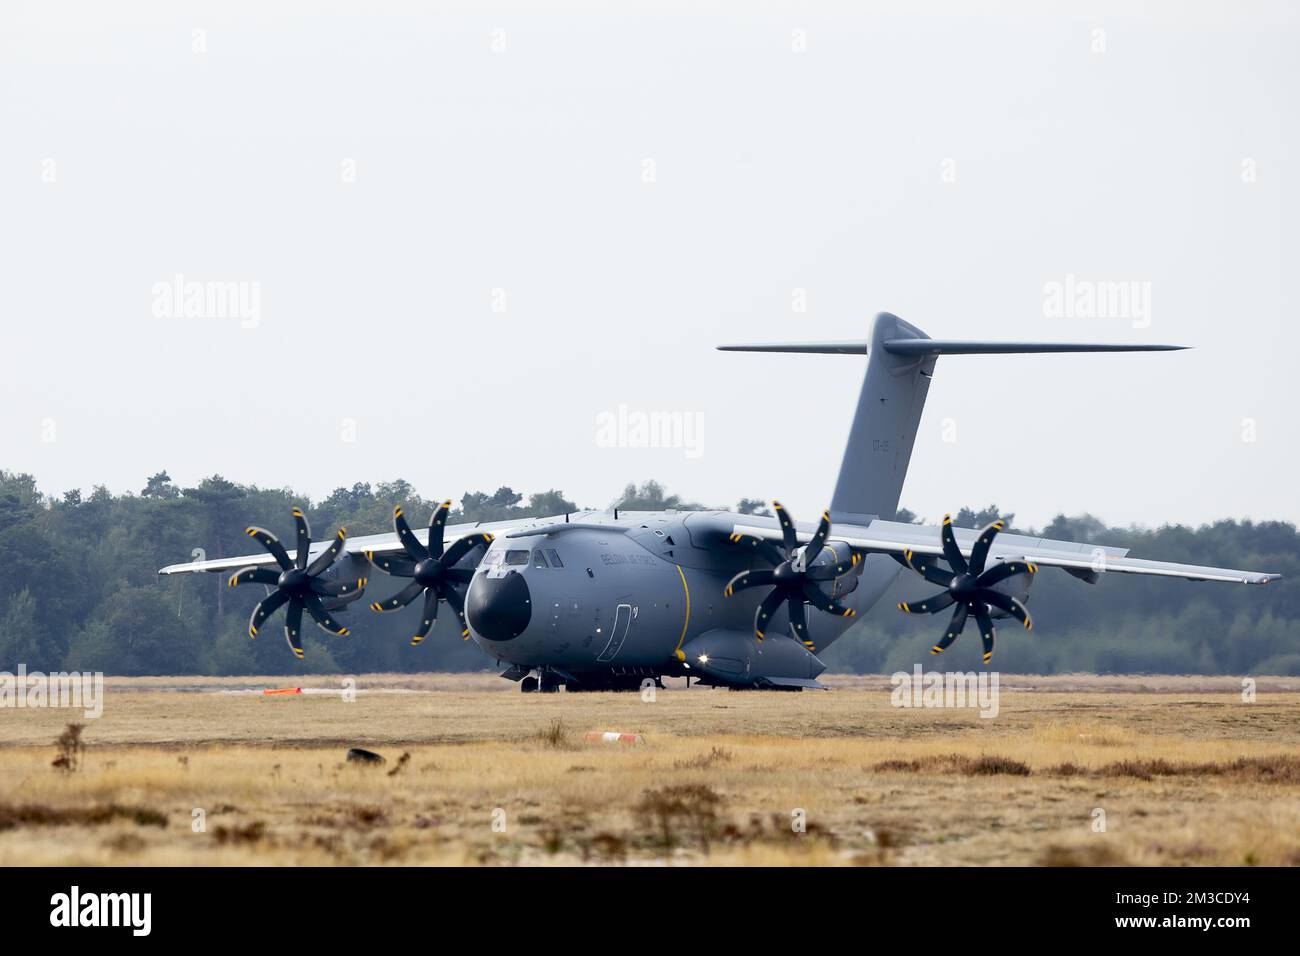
0,470 -> 1296,676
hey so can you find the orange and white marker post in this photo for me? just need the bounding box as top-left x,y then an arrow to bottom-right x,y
583,731 -> 644,744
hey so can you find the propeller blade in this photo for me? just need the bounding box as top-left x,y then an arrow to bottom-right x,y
441,532 -> 493,569
940,515 -> 968,574
983,590 -> 1033,631
441,584 -> 471,639
366,552 -> 416,577
245,527 -> 292,571
305,527 -> 347,577
787,597 -> 811,647
772,501 -> 798,554
284,599 -> 305,659
898,592 -> 956,615
801,582 -> 856,618
393,506 -> 428,561
932,603 -> 969,654
443,566 -> 475,584
727,532 -> 786,568
248,589 -> 291,637
974,604 -> 997,663
977,559 -> 1038,588
753,588 -> 785,641
292,507 -> 312,570
370,580 -> 424,612
724,568 -> 776,597
228,566 -> 279,588
903,549 -> 955,588
303,594 -> 350,636
427,500 -> 452,558
803,509 -> 832,565
968,520 -> 1005,576
411,589 -> 440,646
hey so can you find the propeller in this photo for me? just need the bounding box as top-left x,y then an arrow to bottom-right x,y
366,502 -> 494,645
228,507 -> 367,660
722,501 -> 861,650
896,515 -> 1037,663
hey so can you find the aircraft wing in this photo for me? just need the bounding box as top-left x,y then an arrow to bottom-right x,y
157,514 -> 560,576
727,517 -> 1281,585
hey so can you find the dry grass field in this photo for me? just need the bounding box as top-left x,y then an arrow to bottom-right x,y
1,673 -> 1298,866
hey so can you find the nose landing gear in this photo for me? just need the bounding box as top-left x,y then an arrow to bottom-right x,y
519,669 -> 563,693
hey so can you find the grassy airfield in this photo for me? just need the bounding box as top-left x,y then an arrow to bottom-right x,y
1,674 -> 1298,866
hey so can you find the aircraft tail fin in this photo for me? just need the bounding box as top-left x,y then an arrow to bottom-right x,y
718,314 -> 1186,525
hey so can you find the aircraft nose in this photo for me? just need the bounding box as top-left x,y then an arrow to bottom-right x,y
466,569 -> 532,641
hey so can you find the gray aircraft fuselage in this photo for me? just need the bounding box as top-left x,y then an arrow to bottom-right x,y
459,509 -> 901,689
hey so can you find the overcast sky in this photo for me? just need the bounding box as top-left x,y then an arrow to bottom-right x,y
2,1 -> 1295,531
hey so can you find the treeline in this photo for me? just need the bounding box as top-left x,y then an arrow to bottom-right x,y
0,473 -> 749,676
0,471 -> 1296,675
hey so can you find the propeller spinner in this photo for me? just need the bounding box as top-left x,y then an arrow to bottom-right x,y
723,501 -> 861,650
367,502 -> 493,645
897,515 -> 1036,663
228,507 -> 366,659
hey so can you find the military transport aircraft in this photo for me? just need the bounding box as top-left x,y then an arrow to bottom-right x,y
159,313 -> 1280,691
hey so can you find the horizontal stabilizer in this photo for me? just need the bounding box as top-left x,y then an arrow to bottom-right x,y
716,340 -> 1187,355
717,342 -> 871,354
883,340 -> 1187,356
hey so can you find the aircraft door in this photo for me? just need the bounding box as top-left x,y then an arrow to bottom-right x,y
596,602 -> 636,662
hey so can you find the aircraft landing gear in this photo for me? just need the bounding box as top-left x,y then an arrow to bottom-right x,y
520,670 -> 564,693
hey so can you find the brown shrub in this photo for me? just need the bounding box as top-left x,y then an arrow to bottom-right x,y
965,756 -> 1032,776
535,718 -> 569,748
346,805 -> 387,827
0,803 -> 166,830
52,723 -> 86,773
1097,755 -> 1300,783
635,783 -> 723,849
1050,762 -> 1085,776
386,752 -> 411,777
673,747 -> 733,770
1039,843 -> 1128,867
213,820 -> 266,845
872,754 -> 1031,776
103,833 -> 146,853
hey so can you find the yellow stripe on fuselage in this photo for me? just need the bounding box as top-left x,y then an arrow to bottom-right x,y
673,564 -> 691,661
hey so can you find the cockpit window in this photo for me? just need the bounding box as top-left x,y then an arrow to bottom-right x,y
545,548 -> 564,568
504,550 -> 530,565
481,551 -> 503,567
532,549 -> 549,568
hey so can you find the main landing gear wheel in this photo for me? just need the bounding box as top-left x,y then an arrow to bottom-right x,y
538,672 -> 562,693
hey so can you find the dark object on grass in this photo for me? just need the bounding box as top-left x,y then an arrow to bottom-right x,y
346,747 -> 385,765
52,723 -> 86,773
387,752 -> 411,777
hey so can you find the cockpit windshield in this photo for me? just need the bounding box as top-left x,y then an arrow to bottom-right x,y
481,546 -> 565,571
